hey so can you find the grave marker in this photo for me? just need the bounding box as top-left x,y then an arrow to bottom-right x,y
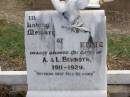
25,1 -> 107,97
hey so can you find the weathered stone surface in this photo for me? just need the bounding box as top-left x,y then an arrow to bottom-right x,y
25,10 -> 107,97
25,10 -> 107,90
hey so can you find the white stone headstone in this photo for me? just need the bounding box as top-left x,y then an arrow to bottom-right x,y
25,10 -> 107,97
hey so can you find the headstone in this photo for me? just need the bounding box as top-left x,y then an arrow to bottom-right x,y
25,10 -> 107,97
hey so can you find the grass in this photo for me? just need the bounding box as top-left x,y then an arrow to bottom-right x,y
0,23 -> 25,71
0,22 -> 130,70
108,33 -> 130,70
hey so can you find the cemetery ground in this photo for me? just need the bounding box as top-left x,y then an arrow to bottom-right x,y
0,1 -> 130,97
0,23 -> 25,71
0,22 -> 130,70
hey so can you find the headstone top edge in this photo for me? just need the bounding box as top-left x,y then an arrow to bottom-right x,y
25,10 -> 105,14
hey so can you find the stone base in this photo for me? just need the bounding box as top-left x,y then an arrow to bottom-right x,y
27,90 -> 107,97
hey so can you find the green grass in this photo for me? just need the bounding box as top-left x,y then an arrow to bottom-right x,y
0,23 -> 25,70
0,24 -> 24,58
108,33 -> 130,70
108,33 -> 130,59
